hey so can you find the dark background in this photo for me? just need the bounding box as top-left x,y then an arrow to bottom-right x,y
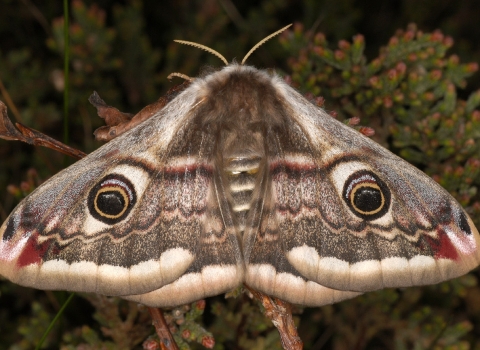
1,1 -> 480,349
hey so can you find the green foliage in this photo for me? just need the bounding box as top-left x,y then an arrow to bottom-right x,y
14,301 -> 58,350
2,1 -> 480,349
304,278 -> 477,349
60,294 -> 152,349
208,293 -> 284,349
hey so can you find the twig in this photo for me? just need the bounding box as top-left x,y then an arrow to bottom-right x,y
90,82 -> 189,142
148,307 -> 180,350
0,101 -> 86,159
244,284 -> 303,350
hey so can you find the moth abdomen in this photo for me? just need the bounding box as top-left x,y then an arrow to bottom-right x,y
224,155 -> 263,235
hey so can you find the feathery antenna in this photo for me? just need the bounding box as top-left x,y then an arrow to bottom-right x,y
173,40 -> 229,66
167,72 -> 194,81
174,24 -> 292,66
241,24 -> 292,64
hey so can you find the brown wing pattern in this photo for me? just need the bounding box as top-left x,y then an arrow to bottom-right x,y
259,83 -> 480,294
0,93 -> 243,304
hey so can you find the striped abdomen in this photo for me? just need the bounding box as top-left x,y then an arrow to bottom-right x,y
224,155 -> 262,236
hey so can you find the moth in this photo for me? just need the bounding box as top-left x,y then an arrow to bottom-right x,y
1,26 -> 480,309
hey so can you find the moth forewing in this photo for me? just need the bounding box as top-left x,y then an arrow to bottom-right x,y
0,68 -> 246,303
266,71 -> 480,293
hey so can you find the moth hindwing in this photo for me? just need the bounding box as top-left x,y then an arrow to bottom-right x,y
0,64 -> 479,307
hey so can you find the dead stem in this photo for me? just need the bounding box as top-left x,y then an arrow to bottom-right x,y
244,284 -> 303,350
0,101 -> 86,159
148,307 -> 180,350
90,81 -> 189,142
